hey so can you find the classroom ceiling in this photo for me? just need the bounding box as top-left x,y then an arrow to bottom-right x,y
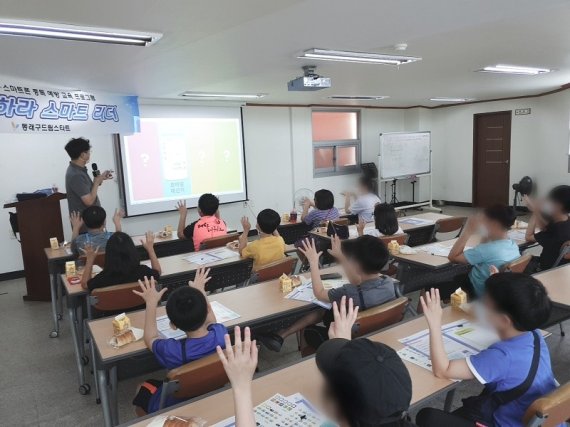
1,0 -> 570,107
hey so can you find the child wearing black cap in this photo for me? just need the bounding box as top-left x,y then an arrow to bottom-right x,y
259,234 -> 396,352
131,268 -> 228,415
217,297 -> 418,427
417,273 -> 559,427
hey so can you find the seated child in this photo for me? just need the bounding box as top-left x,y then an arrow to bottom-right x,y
238,209 -> 286,270
417,273 -> 559,427
217,297 -> 419,427
525,185 -> 570,270
81,231 -> 161,291
132,268 -> 227,415
357,203 -> 403,237
301,189 -> 340,229
70,206 -> 123,255
176,194 -> 228,251
343,176 -> 381,223
259,234 -> 395,352
447,204 -> 520,297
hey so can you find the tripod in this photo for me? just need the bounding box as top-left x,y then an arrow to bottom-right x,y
390,178 -> 399,205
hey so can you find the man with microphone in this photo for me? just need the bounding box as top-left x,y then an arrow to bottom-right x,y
64,137 -> 112,232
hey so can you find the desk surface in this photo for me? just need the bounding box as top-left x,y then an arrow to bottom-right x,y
88,266 -> 341,364
126,307 -> 461,427
311,213 -> 451,241
534,264 -> 570,307
393,231 -> 528,270
45,232 -> 180,262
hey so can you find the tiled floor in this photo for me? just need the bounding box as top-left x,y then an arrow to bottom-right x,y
0,206 -> 568,426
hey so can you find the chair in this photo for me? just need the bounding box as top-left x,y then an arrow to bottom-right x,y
430,216 -> 467,241
254,257 -> 297,282
87,282 -> 145,314
199,233 -> 240,250
277,222 -> 311,245
352,296 -> 408,337
552,240 -> 570,268
406,224 -> 436,247
300,297 -> 408,356
79,252 -> 106,268
501,254 -> 533,273
379,233 -> 409,247
333,218 -> 350,226
158,351 -> 230,410
523,381 -> 570,427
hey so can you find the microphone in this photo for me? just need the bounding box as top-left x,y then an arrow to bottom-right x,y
92,163 -> 101,178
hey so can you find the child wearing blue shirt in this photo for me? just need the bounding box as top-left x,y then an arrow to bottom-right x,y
416,273 -> 560,427
132,268 -> 227,415
447,204 -> 520,297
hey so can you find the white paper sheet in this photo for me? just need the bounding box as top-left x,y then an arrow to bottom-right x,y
210,301 -> 240,323
183,252 -> 223,265
285,282 -> 332,309
417,244 -> 472,258
399,217 -> 435,226
212,393 -> 336,427
208,247 -> 239,260
156,314 -> 186,340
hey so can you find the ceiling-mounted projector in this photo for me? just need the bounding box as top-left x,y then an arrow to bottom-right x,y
288,65 -> 331,91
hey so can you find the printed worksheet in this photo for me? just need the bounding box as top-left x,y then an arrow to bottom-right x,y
286,282 -> 332,309
210,301 -> 240,323
156,314 -> 186,340
183,252 -> 222,265
417,244 -> 472,257
212,393 -> 336,427
399,217 -> 435,226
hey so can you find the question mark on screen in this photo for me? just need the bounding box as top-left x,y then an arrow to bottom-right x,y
224,150 -> 230,162
140,153 -> 150,167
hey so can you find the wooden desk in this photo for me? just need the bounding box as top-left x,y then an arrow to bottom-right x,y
125,308 -> 462,427
534,264 -> 570,307
311,212 -> 451,241
89,266 -> 341,427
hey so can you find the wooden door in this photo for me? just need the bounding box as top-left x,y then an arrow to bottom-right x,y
473,111 -> 512,207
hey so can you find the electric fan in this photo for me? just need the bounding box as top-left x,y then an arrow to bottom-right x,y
512,176 -> 533,213
293,188 -> 314,210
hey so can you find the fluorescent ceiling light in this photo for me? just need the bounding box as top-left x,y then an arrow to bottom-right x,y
180,92 -> 267,100
298,48 -> 421,65
430,97 -> 474,102
0,19 -> 162,46
477,64 -> 551,75
327,95 -> 389,100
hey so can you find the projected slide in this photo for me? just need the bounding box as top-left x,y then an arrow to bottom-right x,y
120,109 -> 247,216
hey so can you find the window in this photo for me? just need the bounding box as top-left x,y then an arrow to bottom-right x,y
312,110 -> 360,176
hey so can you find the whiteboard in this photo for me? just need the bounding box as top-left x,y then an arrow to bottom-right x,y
379,131 -> 431,179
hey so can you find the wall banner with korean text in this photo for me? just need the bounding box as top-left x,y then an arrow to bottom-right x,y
0,82 -> 140,134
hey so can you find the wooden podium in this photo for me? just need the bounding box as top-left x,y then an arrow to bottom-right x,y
4,192 -> 66,301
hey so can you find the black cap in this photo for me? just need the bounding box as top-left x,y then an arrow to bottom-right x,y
316,338 -> 412,426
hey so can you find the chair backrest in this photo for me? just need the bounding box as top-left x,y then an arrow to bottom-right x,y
523,381 -> 570,427
379,233 -> 409,247
552,240 -> 570,268
406,224 -> 436,247
161,259 -> 254,293
333,218 -> 349,226
353,297 -> 408,337
89,282 -> 144,313
255,257 -> 297,282
501,254 -> 533,273
79,253 -> 106,268
199,233 -> 240,250
160,351 -> 230,409
433,216 -> 467,235
277,222 -> 310,245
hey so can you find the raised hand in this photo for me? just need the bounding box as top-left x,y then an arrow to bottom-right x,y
141,231 -> 155,251
327,234 -> 344,259
133,276 -> 166,305
176,200 -> 188,215
298,238 -> 322,265
80,243 -> 100,262
240,216 -> 251,233
190,267 -> 211,292
70,211 -> 83,231
328,296 -> 359,340
420,288 -> 443,328
216,326 -> 258,391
